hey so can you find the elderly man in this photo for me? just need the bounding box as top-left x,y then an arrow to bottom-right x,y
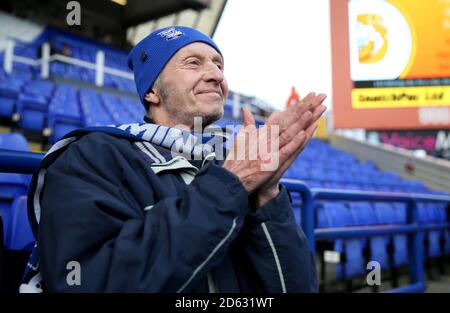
21,26 -> 326,292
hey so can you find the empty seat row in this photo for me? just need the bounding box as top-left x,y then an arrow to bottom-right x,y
312,200 -> 449,280
0,76 -> 147,142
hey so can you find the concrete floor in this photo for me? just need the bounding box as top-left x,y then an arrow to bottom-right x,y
426,273 -> 450,293
319,260 -> 450,293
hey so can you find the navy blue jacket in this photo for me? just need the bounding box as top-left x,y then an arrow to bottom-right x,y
34,129 -> 317,292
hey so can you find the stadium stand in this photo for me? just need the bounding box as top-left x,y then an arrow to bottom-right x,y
282,138 -> 450,292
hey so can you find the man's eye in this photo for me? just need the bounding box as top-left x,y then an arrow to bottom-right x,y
188,59 -> 200,65
216,63 -> 223,70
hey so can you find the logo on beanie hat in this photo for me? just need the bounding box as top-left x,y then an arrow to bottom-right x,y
157,27 -> 185,41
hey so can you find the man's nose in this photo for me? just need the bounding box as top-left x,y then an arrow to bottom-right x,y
203,62 -> 224,84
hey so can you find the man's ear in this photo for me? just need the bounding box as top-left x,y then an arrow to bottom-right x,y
144,87 -> 161,106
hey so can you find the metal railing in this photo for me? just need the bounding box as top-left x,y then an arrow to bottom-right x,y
0,149 -> 45,173
1,36 -> 133,86
1,151 -> 449,292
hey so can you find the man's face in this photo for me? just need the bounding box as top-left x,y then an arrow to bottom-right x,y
155,42 -> 228,126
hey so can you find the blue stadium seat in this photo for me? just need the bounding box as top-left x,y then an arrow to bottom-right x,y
324,170 -> 344,183
289,192 -> 302,225
100,93 -> 137,125
0,133 -> 29,151
352,172 -> 372,184
0,133 -> 31,247
0,78 -> 22,117
48,117 -> 82,143
224,103 -> 233,117
418,203 -> 441,258
433,202 -> 450,255
373,202 -> 408,266
322,181 -> 344,189
0,173 -> 29,201
349,202 -> 389,269
16,93 -> 49,132
292,208 -> 301,225
4,196 -> 35,251
362,184 -> 377,191
303,180 -> 322,188
46,86 -> 83,143
343,183 -> 363,190
79,90 -> 114,126
310,168 -> 326,181
392,202 -> 408,223
26,80 -> 54,100
318,201 -> 365,279
284,166 -> 309,180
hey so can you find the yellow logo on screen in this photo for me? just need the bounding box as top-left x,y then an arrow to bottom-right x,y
357,14 -> 388,64
352,86 -> 450,109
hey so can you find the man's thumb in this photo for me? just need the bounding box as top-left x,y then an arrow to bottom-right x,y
241,107 -> 255,127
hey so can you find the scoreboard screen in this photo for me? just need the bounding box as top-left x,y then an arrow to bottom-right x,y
331,0 -> 450,129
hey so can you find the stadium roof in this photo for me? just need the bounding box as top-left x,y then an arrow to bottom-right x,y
126,0 -> 227,45
0,0 -> 227,48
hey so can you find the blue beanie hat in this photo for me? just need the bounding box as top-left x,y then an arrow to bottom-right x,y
127,26 -> 223,109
